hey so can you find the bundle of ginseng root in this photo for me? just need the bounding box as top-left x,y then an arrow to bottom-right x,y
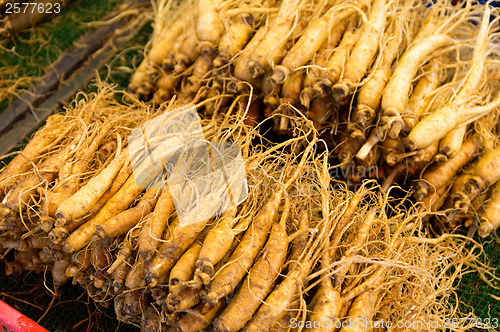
128,0 -> 500,236
0,86 -> 153,285
1,85 -> 497,331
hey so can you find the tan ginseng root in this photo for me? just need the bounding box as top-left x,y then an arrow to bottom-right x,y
280,66 -> 304,106
52,255 -> 72,290
143,1 -> 193,79
166,227 -> 244,312
213,14 -> 255,68
54,135 -> 128,224
332,0 -> 388,103
213,195 -> 292,332
196,0 -> 225,55
39,121 -> 118,228
410,140 -> 440,170
260,71 -> 279,109
193,205 -> 248,285
201,137 -> 316,305
90,237 -> 113,289
437,100 -> 498,164
435,124 -> 468,162
152,30 -> 200,103
381,136 -> 405,166
61,179 -> 150,253
147,193 -> 237,290
313,19 -> 360,98
414,136 -> 481,201
379,32 -> 455,139
411,91 -> 500,150
478,180 -> 500,237
152,73 -> 182,104
128,58 -> 150,96
406,6 -> 493,150
109,239 -> 134,289
148,219 -> 180,306
49,158 -> 133,245
299,22 -> 346,108
288,208 -> 311,273
335,127 -> 367,166
184,53 -> 216,97
268,300 -> 301,332
106,231 -> 137,293
161,34 -> 188,74
419,184 -> 448,218
60,125 -> 190,253
335,208 -> 378,285
1,130 -> 85,231
270,5 -> 360,85
65,248 -> 91,282
124,254 -> 150,317
275,71 -> 303,133
2,235 -> 48,252
443,169 -> 475,216
233,18 -> 271,83
462,189 -> 488,230
0,114 -> 66,196
176,299 -> 226,332
112,253 -> 134,293
137,185 -> 175,261
351,10 -> 406,133
94,189 -> 159,239
243,209 -> 328,331
245,0 -> 304,79
356,124 -> 382,161
141,306 -> 161,332
242,258 -> 315,332
454,146 -> 500,214
168,241 -> 202,296
166,283 -> 202,313
173,32 -> 201,74
303,251 -> 340,332
402,57 -> 445,130
242,154 -> 346,332
339,290 -> 380,332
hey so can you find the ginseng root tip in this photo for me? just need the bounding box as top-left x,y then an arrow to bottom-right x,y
270,66 -> 288,84
148,277 -> 159,288
198,41 -> 216,55
433,153 -> 447,163
478,221 -> 493,238
248,61 -> 264,78
403,138 -> 417,151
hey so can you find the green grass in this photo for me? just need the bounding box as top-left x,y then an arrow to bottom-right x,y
455,236 -> 500,320
0,0 -> 123,112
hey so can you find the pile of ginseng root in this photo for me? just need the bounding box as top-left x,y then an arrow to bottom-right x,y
128,0 -> 500,238
0,86 -> 498,332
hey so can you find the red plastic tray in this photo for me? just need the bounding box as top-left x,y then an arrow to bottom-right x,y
0,300 -> 49,332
